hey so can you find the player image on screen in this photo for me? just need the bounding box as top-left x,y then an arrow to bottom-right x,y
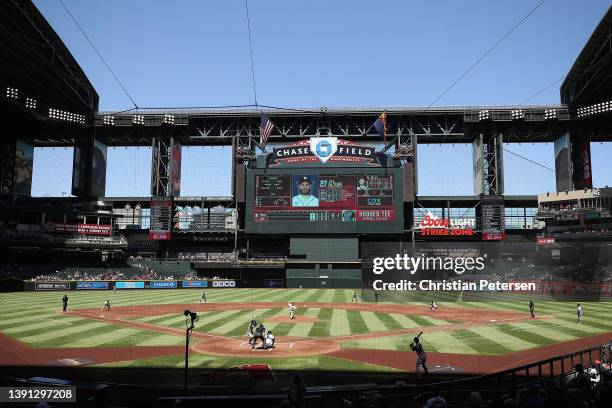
357,177 -> 368,192
292,176 -> 319,207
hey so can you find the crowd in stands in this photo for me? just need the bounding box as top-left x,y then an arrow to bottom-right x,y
31,269 -> 199,282
280,359 -> 612,408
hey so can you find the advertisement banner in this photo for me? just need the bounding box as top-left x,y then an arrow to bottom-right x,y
35,282 -> 70,291
182,280 -> 208,288
212,280 -> 236,288
45,223 -> 112,236
115,281 -> 145,289
149,281 -> 178,289
76,281 -> 109,290
267,139 -> 380,167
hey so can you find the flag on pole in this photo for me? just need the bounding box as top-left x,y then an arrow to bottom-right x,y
260,113 -> 274,149
373,112 -> 387,144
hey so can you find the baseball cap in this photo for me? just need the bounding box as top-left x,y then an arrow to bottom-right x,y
298,176 -> 311,184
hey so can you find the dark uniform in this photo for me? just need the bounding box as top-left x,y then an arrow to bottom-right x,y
252,323 -> 266,349
529,300 -> 535,318
246,320 -> 257,345
410,337 -> 428,377
352,291 -> 358,302
374,292 -> 379,303
62,294 -> 68,312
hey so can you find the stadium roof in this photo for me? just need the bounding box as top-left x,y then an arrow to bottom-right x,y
560,6 -> 612,106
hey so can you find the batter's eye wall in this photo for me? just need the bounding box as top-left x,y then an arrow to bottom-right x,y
245,167 -> 404,234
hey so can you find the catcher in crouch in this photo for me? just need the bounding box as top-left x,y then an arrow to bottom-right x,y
288,302 -> 297,320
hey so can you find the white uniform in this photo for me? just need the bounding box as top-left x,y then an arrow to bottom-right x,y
264,333 -> 275,349
101,300 -> 110,312
430,302 -> 437,311
288,303 -> 297,319
577,305 -> 583,324
292,194 -> 319,207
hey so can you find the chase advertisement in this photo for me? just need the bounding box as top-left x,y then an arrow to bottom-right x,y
150,281 -> 178,289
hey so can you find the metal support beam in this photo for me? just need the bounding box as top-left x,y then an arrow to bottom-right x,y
473,133 -> 504,196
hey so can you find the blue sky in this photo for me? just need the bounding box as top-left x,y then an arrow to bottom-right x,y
30,0 -> 612,197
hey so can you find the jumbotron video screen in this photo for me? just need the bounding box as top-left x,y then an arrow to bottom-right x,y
245,168 -> 404,234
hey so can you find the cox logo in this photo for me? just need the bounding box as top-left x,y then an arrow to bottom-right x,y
212,280 -> 236,288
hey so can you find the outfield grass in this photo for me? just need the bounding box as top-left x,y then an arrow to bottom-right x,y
1,289 -> 611,371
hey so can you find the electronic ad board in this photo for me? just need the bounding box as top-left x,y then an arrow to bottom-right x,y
246,167 -> 404,234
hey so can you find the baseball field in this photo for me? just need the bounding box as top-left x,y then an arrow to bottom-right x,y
1,288 -> 611,385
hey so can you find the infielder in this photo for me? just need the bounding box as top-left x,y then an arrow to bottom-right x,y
409,335 -> 428,378
529,300 -> 535,318
263,330 -> 275,350
352,291 -> 358,302
246,320 -> 257,345
577,303 -> 583,324
62,294 -> 68,312
200,291 -> 207,303
101,299 -> 111,312
288,302 -> 297,320
430,301 -> 438,311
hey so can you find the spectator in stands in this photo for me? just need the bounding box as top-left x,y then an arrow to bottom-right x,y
287,372 -> 305,408
569,364 -> 592,390
465,391 -> 485,408
424,385 -> 445,408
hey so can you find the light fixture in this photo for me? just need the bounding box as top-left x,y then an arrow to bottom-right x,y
103,115 -> 115,126
478,110 -> 490,120
544,109 -> 557,120
511,109 -> 524,120
133,115 -> 145,125
25,98 -> 37,109
5,87 -> 18,99
163,114 -> 175,125
49,108 -> 85,124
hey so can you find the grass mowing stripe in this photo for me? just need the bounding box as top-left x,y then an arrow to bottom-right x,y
359,311 -> 388,333
467,326 -> 534,352
345,310 -> 370,335
13,320 -> 108,342
388,313 -> 421,329
25,322 -> 112,346
409,315 -> 435,327
453,329 -> 514,355
210,308 -> 275,335
330,309 -> 352,336
194,310 -> 250,333
495,324 -> 558,347
374,312 -> 404,331
287,308 -> 320,337
63,326 -> 135,348
308,309 -> 332,337
2,318 -> 81,334
332,290 -> 347,304
132,332 -> 184,347
423,330 -> 479,354
535,320 -> 602,338
303,290 -> 327,303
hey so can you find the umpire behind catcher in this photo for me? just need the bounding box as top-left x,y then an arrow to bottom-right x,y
252,323 -> 266,349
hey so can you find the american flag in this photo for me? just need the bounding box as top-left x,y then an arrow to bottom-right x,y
260,113 -> 274,149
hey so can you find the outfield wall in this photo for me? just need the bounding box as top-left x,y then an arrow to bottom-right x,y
22,279 -> 240,291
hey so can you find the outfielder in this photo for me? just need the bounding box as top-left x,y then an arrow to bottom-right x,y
529,300 -> 535,318
352,291 -> 358,302
577,303 -> 583,324
200,291 -> 207,303
288,302 -> 297,320
409,333 -> 428,378
101,299 -> 111,312
62,294 -> 69,312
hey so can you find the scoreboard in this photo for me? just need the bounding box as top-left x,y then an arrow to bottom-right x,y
246,168 -> 403,234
